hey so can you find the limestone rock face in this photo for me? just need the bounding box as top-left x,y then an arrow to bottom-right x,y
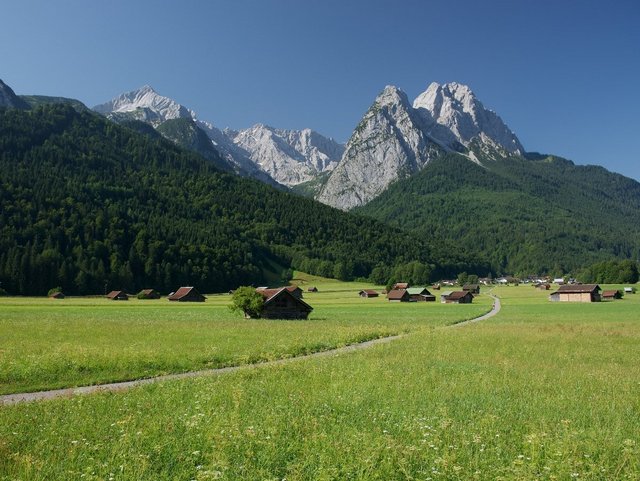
93,85 -> 192,125
317,86 -> 444,210
413,82 -> 524,154
317,82 -> 524,209
228,124 -> 343,186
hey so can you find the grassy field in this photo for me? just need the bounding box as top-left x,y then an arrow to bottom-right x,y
0,274 -> 489,394
1,281 -> 638,480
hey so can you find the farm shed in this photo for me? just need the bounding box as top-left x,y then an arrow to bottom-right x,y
536,283 -> 551,290
462,284 -> 480,294
167,287 -> 206,302
393,282 -> 409,290
49,291 -> 65,299
307,287 -> 318,292
548,284 -> 601,303
256,287 -> 313,319
106,290 -> 128,301
406,287 -> 436,302
359,289 -> 379,298
624,287 -> 636,293
442,291 -> 474,304
257,286 -> 304,299
387,289 -> 410,302
138,289 -> 160,299
602,290 -> 623,300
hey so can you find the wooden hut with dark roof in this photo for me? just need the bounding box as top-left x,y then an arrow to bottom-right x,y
106,290 -> 128,301
49,291 -> 65,299
255,287 -> 313,319
601,290 -> 623,301
462,284 -> 480,294
359,289 -> 379,298
167,287 -> 206,302
138,289 -> 161,299
387,289 -> 410,302
442,291 -> 474,304
406,287 -> 436,302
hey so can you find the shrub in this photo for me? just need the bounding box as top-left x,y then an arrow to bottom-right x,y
47,287 -> 63,297
230,286 -> 264,318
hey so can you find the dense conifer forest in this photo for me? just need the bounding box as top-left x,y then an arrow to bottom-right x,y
357,152 -> 640,276
0,105 -> 485,295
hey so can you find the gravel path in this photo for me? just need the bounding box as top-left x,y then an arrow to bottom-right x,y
1,293 -> 501,406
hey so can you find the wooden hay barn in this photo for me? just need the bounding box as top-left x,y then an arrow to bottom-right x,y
49,291 -> 65,299
255,287 -> 313,319
393,282 -> 409,290
602,290 -> 623,300
548,284 -> 601,303
359,289 -> 379,298
307,286 -> 318,292
462,284 -> 480,294
406,287 -> 436,302
442,291 -> 473,304
167,287 -> 206,302
138,289 -> 160,299
106,290 -> 128,301
387,289 -> 410,302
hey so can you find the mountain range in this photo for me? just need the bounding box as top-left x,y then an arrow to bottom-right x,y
93,85 -> 343,188
1,77 -> 639,286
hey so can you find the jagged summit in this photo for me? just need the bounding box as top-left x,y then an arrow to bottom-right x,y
413,82 -> 524,154
93,85 -> 193,124
317,85 -> 444,210
317,81 -> 525,210
94,85 -> 343,187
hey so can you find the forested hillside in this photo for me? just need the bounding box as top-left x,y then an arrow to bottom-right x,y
0,105 -> 484,295
357,152 -> 640,276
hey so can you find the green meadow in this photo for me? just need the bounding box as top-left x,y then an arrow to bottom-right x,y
0,274 -> 489,395
1,280 -> 639,480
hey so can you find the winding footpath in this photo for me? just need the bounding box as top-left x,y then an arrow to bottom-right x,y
1,294 -> 501,406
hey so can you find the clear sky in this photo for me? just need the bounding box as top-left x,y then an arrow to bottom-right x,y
2,0 -> 639,180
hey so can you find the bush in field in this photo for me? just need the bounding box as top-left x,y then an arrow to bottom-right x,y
47,287 -> 63,297
0,287 -> 8,296
230,286 -> 264,318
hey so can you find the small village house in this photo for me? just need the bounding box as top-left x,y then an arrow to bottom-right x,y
168,287 -> 206,302
406,287 -> 436,302
548,284 -> 601,302
387,289 -> 410,302
255,287 -> 313,319
359,289 -> 379,298
106,290 -> 128,301
441,291 -> 474,304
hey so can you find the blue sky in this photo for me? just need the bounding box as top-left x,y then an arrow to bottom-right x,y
2,0 -> 639,180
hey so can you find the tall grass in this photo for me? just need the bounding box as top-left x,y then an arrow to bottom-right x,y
1,284 -> 638,479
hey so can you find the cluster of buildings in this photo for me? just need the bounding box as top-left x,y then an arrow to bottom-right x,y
359,282 -> 478,304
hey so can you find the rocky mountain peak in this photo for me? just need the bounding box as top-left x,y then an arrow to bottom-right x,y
413,81 -> 524,154
93,85 -> 192,125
